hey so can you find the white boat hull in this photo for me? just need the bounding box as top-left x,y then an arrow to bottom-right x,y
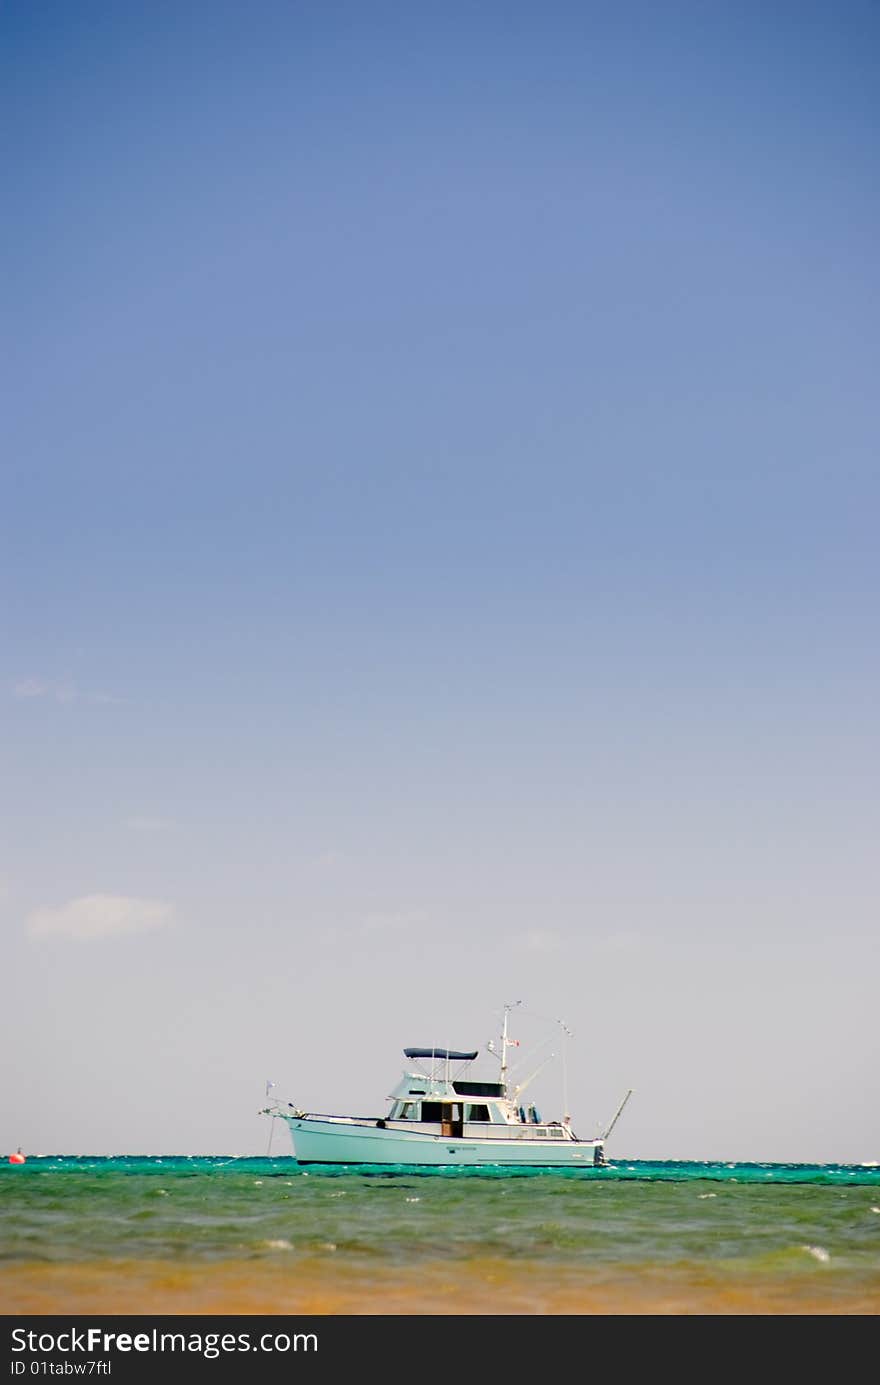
279,1115 -> 604,1167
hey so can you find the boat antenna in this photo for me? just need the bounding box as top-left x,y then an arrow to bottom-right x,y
557,1019 -> 573,1120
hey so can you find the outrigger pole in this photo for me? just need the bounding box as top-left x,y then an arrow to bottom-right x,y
602,1088 -> 634,1141
511,1054 -> 556,1102
265,1079 -> 277,1156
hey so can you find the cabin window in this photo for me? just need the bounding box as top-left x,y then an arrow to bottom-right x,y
466,1104 -> 490,1122
549,1127 -> 564,1138
399,1103 -> 419,1120
533,1128 -> 548,1137
421,1102 -> 443,1122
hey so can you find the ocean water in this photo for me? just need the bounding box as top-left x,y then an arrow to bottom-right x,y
2,1156 -> 879,1314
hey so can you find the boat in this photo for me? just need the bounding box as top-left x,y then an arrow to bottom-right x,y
263,1005 -> 632,1168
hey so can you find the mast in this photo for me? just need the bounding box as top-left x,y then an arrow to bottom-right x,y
500,1006 -> 510,1090
499,1000 -> 521,1093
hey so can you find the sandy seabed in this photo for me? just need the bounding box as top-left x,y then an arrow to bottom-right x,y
3,1258 -> 878,1315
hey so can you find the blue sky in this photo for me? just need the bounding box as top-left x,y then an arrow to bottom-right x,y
2,1 -> 878,1160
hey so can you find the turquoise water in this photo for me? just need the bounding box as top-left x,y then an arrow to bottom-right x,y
3,1157 -> 879,1313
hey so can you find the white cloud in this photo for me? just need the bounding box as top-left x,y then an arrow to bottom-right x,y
13,678 -> 45,698
14,677 -> 69,700
25,894 -> 175,942
13,677 -> 121,705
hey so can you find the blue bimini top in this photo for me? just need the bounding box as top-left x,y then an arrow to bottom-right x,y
403,1048 -> 479,1061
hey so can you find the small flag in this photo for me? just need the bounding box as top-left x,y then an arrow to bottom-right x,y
265,1080 -> 276,1096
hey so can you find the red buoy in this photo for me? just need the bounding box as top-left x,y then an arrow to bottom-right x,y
9,1149 -> 26,1165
